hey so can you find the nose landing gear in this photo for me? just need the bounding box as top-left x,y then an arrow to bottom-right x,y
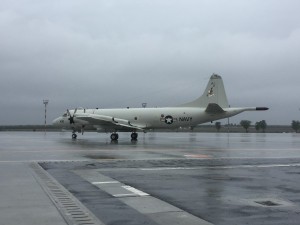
72,132 -> 77,139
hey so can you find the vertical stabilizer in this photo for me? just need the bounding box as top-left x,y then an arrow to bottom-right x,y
180,74 -> 229,108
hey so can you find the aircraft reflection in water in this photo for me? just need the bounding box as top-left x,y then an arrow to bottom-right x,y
53,74 -> 268,140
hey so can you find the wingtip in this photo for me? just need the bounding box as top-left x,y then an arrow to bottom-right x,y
256,107 -> 269,111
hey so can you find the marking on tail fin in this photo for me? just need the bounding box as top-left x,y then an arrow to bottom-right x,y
207,82 -> 215,97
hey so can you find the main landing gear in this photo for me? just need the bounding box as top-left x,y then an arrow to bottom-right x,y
131,132 -> 138,141
71,131 -> 138,141
110,133 -> 119,141
110,132 -> 138,141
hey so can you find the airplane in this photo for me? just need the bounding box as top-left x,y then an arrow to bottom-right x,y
52,74 -> 268,140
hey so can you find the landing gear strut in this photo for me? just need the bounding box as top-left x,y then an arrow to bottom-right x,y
110,133 -> 119,141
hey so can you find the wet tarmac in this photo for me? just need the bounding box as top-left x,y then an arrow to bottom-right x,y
1,131 -> 300,225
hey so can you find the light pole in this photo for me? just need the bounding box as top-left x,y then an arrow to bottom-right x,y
227,105 -> 230,133
43,99 -> 49,132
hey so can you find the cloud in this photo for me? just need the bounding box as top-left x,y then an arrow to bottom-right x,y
0,0 -> 299,125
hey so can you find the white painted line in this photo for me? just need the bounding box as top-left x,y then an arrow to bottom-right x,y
141,163 -> 300,171
122,185 -> 149,196
92,181 -> 119,185
141,167 -> 188,171
113,193 -> 137,197
184,154 -> 211,158
0,160 -> 88,163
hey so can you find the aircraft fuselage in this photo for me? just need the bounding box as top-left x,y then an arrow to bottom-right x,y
53,107 -> 254,131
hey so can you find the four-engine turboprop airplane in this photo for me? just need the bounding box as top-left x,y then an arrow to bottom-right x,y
52,74 -> 268,140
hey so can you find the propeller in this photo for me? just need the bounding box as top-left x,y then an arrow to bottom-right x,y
67,108 -> 77,124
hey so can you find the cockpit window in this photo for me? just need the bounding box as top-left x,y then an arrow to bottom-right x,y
62,113 -> 68,117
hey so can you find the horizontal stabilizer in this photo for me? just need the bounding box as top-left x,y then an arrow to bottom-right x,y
205,103 -> 226,113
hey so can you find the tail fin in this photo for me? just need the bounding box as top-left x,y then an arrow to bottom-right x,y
180,74 -> 229,108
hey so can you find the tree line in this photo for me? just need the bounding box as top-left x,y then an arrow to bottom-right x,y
292,120 -> 300,133
214,120 -> 300,133
239,120 -> 267,133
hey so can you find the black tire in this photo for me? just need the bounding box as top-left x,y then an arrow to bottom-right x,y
131,132 -> 138,140
72,133 -> 77,139
111,133 -> 119,141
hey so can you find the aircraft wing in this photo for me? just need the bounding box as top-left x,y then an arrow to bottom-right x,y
75,114 -> 146,130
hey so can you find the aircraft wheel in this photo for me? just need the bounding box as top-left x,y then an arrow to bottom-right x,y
131,132 -> 138,140
111,133 -> 119,141
72,133 -> 77,139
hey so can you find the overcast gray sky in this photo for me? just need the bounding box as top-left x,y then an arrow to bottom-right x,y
0,0 -> 299,125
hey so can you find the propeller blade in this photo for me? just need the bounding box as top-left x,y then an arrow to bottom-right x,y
68,117 -> 74,124
67,109 -> 75,124
67,109 -> 71,117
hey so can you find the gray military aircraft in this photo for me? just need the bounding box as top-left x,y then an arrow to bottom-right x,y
52,74 -> 268,140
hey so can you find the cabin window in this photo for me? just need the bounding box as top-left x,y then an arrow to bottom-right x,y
134,117 -> 138,120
